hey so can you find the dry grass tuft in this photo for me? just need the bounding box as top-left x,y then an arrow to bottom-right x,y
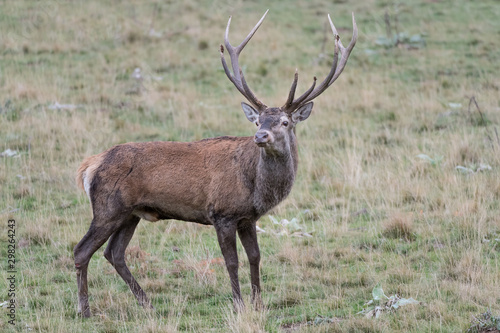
456,252 -> 484,284
382,213 -> 416,241
24,223 -> 52,246
12,185 -> 32,199
276,242 -> 301,265
443,250 -> 484,284
222,303 -> 269,333
451,143 -> 480,165
126,245 -> 149,263
388,266 -> 415,284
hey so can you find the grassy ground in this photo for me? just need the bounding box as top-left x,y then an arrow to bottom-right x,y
1,0 -> 500,332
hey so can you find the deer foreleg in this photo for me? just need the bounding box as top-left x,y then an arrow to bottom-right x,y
238,223 -> 262,310
214,221 -> 243,311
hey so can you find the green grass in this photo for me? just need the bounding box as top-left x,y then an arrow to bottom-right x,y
1,0 -> 500,332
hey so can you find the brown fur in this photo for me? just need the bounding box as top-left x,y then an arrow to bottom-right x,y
79,137 -> 268,224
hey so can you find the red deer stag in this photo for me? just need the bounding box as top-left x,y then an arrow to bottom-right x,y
74,10 -> 357,317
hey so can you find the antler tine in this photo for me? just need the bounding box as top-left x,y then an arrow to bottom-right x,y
240,69 -> 267,111
296,34 -> 340,103
230,9 -> 269,55
221,10 -> 269,111
283,13 -> 358,113
286,76 -> 317,112
284,70 -> 299,108
220,45 -> 250,100
326,13 -> 358,84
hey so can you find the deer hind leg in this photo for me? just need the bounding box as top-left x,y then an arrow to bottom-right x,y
214,221 -> 244,311
238,222 -> 262,310
73,219 -> 121,317
103,216 -> 153,309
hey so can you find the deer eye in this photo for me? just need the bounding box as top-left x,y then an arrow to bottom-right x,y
282,120 -> 289,127
255,122 -> 259,127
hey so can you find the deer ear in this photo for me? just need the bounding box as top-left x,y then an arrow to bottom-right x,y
291,102 -> 313,123
241,102 -> 259,124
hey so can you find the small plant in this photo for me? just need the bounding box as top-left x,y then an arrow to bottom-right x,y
375,32 -> 426,49
466,310 -> 500,333
456,164 -> 492,174
0,148 -> 19,157
416,154 -> 443,166
358,283 -> 420,318
375,7 -> 426,49
267,215 -> 313,238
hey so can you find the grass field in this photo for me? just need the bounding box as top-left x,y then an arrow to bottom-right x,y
1,0 -> 500,332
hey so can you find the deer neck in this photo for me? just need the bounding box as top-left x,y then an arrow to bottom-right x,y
253,134 -> 298,215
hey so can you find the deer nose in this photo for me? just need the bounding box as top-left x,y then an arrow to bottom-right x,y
254,131 -> 270,145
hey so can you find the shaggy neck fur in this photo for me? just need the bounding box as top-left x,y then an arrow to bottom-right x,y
253,131 -> 298,215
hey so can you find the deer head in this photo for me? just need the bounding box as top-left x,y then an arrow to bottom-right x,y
220,10 -> 358,156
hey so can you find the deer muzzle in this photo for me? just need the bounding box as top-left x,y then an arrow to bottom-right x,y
254,130 -> 272,146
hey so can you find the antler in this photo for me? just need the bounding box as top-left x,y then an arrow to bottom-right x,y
283,13 -> 358,113
220,10 -> 269,111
